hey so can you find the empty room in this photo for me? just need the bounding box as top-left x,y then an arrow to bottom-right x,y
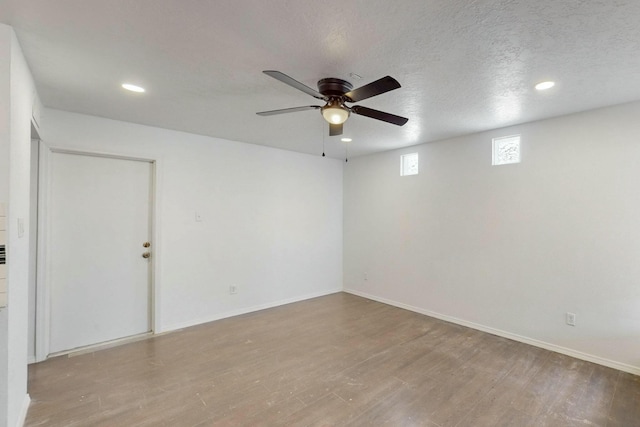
1,1 -> 639,426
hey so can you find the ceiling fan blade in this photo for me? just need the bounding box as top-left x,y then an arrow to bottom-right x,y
351,105 -> 408,126
263,70 -> 324,100
344,76 -> 401,102
256,105 -> 321,116
329,123 -> 343,136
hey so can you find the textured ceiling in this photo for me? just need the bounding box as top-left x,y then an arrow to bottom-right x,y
2,0 -> 640,159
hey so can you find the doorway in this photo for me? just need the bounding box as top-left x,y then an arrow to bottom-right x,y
39,149 -> 156,356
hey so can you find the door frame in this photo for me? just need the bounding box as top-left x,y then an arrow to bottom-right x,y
28,135 -> 40,364
35,145 -> 162,362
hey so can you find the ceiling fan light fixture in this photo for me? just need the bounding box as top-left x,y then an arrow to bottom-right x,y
321,100 -> 350,125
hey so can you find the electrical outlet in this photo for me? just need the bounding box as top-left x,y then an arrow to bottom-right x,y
229,285 -> 237,295
566,312 -> 576,326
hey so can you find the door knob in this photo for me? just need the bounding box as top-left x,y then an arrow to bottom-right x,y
143,242 -> 151,248
142,252 -> 151,259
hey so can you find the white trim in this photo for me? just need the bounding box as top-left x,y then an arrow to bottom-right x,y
344,288 -> 640,376
15,394 -> 30,427
48,146 -> 157,163
50,332 -> 153,358
27,136 -> 39,365
150,157 -> 163,333
34,141 -> 50,362
161,288 -> 342,333
35,145 -> 161,360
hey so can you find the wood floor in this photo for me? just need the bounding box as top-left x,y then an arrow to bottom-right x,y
26,293 -> 639,426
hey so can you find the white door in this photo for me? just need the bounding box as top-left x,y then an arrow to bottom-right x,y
49,152 -> 152,354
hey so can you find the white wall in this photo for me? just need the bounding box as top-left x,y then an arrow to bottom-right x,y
344,101 -> 640,375
41,109 -> 343,334
0,24 -> 11,427
0,24 -> 40,427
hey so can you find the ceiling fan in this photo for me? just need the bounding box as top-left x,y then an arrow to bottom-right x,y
257,70 -> 408,136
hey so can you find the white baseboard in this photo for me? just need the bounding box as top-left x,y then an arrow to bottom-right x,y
161,288 -> 343,333
55,332 -> 154,358
16,394 -> 30,427
344,288 -> 640,376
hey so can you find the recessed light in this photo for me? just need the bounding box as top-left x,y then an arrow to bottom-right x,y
341,138 -> 352,142
122,83 -> 145,93
535,81 -> 555,91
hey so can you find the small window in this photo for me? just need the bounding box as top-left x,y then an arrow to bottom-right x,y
401,153 -> 419,176
492,135 -> 521,166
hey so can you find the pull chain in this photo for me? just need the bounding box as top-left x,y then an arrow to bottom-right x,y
322,121 -> 326,157
345,141 -> 348,163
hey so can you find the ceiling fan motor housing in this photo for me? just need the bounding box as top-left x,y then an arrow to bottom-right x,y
317,78 -> 353,98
